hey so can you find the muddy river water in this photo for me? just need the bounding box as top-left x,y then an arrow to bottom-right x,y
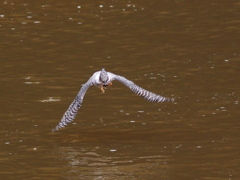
1,0 -> 240,179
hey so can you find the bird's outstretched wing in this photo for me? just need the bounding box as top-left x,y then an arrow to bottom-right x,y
113,75 -> 174,103
52,79 -> 93,131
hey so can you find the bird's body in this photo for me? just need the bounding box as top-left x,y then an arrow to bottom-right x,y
52,68 -> 174,131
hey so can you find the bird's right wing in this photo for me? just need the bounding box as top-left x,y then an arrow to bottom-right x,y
113,75 -> 174,103
52,78 -> 93,131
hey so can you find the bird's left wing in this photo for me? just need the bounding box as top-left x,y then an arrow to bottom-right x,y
112,74 -> 174,103
52,77 -> 94,131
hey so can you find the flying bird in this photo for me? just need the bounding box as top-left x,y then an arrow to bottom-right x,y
53,68 -> 174,131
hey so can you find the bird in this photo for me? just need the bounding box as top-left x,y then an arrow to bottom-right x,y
52,68 -> 174,131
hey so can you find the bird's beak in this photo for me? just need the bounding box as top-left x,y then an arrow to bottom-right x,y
103,83 -> 108,87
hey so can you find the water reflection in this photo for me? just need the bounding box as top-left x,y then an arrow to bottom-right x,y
56,143 -> 169,179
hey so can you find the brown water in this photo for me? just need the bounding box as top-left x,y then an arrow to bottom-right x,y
1,0 -> 240,179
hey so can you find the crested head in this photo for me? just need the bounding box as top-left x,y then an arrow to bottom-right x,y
100,68 -> 109,84
101,68 -> 106,73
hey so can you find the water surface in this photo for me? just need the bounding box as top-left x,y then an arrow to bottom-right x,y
1,0 -> 240,179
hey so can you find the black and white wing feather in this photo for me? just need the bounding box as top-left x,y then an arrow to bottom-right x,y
113,75 -> 174,103
52,79 -> 93,131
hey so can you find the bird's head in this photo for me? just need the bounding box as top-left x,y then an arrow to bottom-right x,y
99,68 -> 109,86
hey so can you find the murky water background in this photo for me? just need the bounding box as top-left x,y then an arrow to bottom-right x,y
1,0 -> 240,179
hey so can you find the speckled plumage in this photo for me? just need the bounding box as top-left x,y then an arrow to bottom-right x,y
52,68 -> 174,131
